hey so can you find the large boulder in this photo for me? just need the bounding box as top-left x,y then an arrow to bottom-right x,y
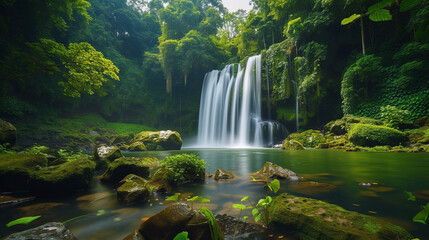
131,130 -> 183,150
117,174 -> 150,204
215,214 -> 266,239
29,156 -> 95,196
0,153 -> 48,191
3,222 -> 77,240
269,193 -> 412,240
128,142 -> 147,151
138,203 -> 223,240
286,130 -> 326,148
215,168 -> 235,180
93,145 -> 123,170
100,157 -> 157,183
282,139 -> 305,150
252,162 -> 298,181
348,124 -> 406,147
0,119 -> 17,147
324,116 -> 384,136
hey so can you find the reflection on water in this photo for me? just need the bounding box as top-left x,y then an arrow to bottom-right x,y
1,149 -> 429,239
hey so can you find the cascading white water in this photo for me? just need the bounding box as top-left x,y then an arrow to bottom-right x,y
197,55 -> 285,148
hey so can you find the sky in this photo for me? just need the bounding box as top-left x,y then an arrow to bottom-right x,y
222,0 -> 252,12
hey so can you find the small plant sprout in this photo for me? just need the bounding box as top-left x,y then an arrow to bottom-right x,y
6,216 -> 41,227
187,195 -> 210,209
405,191 -> 416,201
232,197 -> 253,240
166,193 -> 180,202
268,179 -> 280,193
405,191 -> 429,225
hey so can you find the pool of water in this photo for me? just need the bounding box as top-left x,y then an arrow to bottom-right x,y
1,149 -> 429,239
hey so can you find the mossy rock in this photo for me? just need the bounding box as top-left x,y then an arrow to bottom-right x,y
128,142 -> 147,151
324,116 -> 384,136
147,168 -> 175,193
269,193 -> 412,240
29,156 -> 95,196
0,119 -> 17,147
252,162 -> 298,181
0,153 -> 48,191
112,133 -> 134,145
214,168 -> 235,180
93,145 -> 124,170
117,174 -> 150,204
282,140 -> 305,150
286,130 -> 326,148
348,124 -> 406,147
132,130 -> 183,150
100,157 -> 158,183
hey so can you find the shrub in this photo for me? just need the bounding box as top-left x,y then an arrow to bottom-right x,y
348,124 -> 406,147
380,105 -> 410,129
160,154 -> 206,183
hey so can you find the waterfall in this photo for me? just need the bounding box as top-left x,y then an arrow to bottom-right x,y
197,55 -> 285,148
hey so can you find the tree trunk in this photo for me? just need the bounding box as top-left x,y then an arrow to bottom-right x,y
166,71 -> 172,96
360,16 -> 366,55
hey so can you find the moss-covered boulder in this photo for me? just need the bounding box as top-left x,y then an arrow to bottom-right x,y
0,119 -> 17,147
252,162 -> 298,181
100,157 -> 158,183
29,156 -> 95,195
324,116 -> 384,136
348,124 -> 406,147
128,142 -> 147,151
147,168 -> 175,192
112,133 -> 134,145
214,168 -> 235,180
269,193 -> 412,240
117,174 -> 150,204
282,139 -> 305,150
286,130 -> 326,148
138,203 -> 223,240
131,130 -> 183,150
0,153 -> 48,191
93,145 -> 123,170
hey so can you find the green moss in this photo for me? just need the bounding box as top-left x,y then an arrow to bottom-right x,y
0,153 -> 48,191
269,193 -> 412,240
286,130 -> 326,148
128,142 -> 147,151
282,139 -> 305,150
348,124 -> 406,147
29,156 -> 95,195
132,131 -> 183,150
160,154 -> 205,183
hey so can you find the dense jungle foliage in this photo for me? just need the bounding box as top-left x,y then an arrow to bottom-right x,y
0,0 -> 428,136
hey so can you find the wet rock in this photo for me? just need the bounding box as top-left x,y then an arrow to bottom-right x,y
117,174 -> 150,204
215,213 -> 266,238
17,202 -> 66,216
93,145 -> 124,170
131,130 -> 183,151
281,140 -> 305,150
0,153 -> 48,191
128,142 -> 147,151
88,130 -> 100,137
269,193 -> 412,240
0,119 -> 17,147
29,156 -> 95,196
138,203 -> 223,240
252,162 -> 298,181
0,195 -> 34,207
215,168 -> 235,180
3,222 -> 77,240
147,168 -> 175,192
100,157 -> 157,183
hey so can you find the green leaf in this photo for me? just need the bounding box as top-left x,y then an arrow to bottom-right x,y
241,196 -> 249,202
252,208 -> 259,216
114,217 -> 121,221
412,203 -> 429,224
149,186 -> 156,192
6,216 -> 41,227
233,204 -> 247,210
341,14 -> 361,25
369,9 -> 392,22
400,0 -> 421,12
97,210 -> 106,216
367,0 -> 395,13
198,196 -> 211,203
243,216 -> 249,220
187,196 -> 199,202
405,191 -> 416,201
173,231 -> 190,240
166,194 -> 180,201
269,179 -> 280,193
255,213 -> 262,222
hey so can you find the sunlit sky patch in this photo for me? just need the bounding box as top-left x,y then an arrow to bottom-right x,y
222,0 -> 252,12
